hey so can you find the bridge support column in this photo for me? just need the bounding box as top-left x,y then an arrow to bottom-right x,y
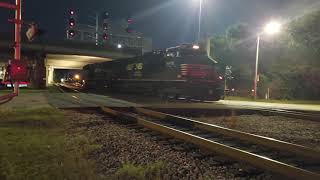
46,66 -> 54,87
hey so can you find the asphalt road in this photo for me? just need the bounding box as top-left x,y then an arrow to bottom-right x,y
103,93 -> 320,112
47,93 -> 141,108
2,92 -> 319,112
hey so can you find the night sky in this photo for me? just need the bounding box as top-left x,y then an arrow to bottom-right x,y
0,0 -> 319,48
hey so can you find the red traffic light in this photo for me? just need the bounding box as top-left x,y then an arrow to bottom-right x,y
69,18 -> 75,27
68,30 -> 75,37
127,18 -> 133,24
103,33 -> 109,40
10,60 -> 28,82
69,9 -> 75,15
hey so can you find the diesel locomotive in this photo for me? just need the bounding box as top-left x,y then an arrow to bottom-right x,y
83,44 -> 224,101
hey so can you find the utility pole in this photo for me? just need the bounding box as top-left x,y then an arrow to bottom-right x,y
14,0 -> 21,95
95,13 -> 99,45
254,34 -> 260,99
224,66 -> 233,98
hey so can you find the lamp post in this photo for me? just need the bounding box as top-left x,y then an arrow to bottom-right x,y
197,0 -> 202,43
253,21 -> 281,99
192,0 -> 202,48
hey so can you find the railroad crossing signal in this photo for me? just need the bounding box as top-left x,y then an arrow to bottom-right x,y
26,23 -> 37,41
26,23 -> 45,42
9,60 -> 28,82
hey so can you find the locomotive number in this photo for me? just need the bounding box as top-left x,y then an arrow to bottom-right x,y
136,63 -> 143,70
127,63 -> 143,71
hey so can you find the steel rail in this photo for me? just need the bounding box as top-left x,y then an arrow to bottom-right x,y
101,107 -> 320,180
135,107 -> 320,161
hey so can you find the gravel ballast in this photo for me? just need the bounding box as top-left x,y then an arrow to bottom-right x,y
64,110 -> 274,180
196,115 -> 320,150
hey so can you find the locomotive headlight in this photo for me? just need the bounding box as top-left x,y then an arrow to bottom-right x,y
218,76 -> 223,80
74,74 -> 80,80
192,44 -> 200,50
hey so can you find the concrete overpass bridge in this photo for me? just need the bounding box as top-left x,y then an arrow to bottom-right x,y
0,39 -> 139,87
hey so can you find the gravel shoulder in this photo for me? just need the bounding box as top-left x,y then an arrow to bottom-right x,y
64,110 -> 275,180
196,115 -> 320,150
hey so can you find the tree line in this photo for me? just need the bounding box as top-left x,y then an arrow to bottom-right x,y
209,9 -> 320,100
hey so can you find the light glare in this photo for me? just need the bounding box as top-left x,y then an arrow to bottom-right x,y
264,21 -> 281,35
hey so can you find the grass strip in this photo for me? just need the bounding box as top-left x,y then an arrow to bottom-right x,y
0,108 -> 100,180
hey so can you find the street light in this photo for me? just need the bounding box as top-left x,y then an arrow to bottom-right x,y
253,21 -> 281,99
264,21 -> 281,35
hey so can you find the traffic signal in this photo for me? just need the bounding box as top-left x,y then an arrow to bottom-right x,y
68,9 -> 76,28
127,17 -> 133,24
9,60 -> 28,82
69,9 -> 75,16
69,18 -> 75,27
103,22 -> 109,30
102,12 -> 110,42
126,16 -> 133,33
103,12 -> 110,19
68,29 -> 75,37
67,9 -> 76,39
103,33 -> 108,40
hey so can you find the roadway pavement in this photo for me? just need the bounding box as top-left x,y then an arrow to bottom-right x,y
0,92 -> 141,109
101,93 -> 320,112
1,92 -> 319,112
47,93 -> 140,108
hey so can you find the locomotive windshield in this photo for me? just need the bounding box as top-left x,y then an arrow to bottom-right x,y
164,44 -> 215,65
165,44 -> 205,58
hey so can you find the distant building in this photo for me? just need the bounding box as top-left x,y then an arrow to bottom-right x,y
66,20 -> 152,54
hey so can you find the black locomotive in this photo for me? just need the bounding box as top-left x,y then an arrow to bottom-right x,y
83,44 -> 224,101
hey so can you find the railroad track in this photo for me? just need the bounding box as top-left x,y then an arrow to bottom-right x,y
101,107 -> 320,180
153,107 -> 320,122
258,108 -> 320,122
55,83 -> 80,93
